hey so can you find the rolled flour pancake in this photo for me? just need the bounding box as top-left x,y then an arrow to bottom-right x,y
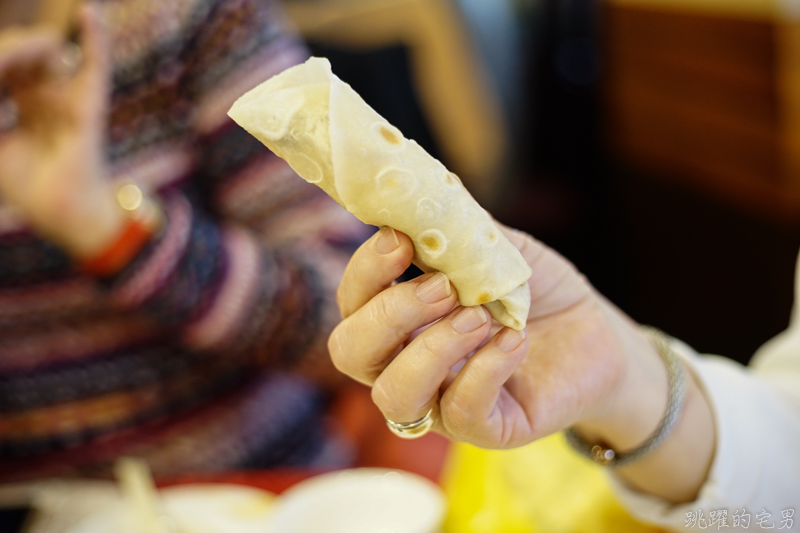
228,57 -> 532,330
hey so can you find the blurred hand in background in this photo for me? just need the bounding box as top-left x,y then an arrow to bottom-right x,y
0,4 -> 125,259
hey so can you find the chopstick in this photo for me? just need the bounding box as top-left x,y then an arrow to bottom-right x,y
114,457 -> 177,533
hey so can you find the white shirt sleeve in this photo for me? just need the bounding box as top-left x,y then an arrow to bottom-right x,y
609,251 -> 800,532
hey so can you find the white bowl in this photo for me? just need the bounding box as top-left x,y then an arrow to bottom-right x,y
265,468 -> 446,533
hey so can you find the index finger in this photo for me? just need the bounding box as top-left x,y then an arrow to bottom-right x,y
336,227 -> 415,318
0,27 -> 62,77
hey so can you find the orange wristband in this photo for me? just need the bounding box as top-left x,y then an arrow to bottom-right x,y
79,183 -> 163,277
78,217 -> 154,277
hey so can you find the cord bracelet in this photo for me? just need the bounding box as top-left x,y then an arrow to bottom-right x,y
565,326 -> 687,467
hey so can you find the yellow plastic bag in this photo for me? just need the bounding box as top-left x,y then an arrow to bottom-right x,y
441,433 -> 667,533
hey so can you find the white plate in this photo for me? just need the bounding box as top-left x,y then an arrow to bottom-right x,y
66,483 -> 276,533
264,468 -> 445,533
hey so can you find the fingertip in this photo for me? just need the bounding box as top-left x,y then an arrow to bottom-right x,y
372,227 -> 414,277
74,6 -> 94,43
0,35 -> 63,89
374,226 -> 413,254
394,229 -> 412,244
0,27 -> 61,71
78,2 -> 100,26
415,272 -> 458,307
495,326 -> 528,353
450,305 -> 489,334
338,228 -> 415,320
376,226 -> 400,254
75,2 -> 108,65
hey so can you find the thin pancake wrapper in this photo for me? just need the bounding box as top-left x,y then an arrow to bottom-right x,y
228,57 -> 531,330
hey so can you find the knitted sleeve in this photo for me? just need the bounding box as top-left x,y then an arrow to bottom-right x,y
106,0 -> 367,369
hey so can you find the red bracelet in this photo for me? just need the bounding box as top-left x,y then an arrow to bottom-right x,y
78,217 -> 154,277
78,183 -> 163,277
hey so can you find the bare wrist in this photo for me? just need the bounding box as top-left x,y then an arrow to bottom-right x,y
572,304 -> 716,502
574,305 -> 669,451
61,189 -> 128,259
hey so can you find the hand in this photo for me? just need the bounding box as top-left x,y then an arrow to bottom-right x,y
0,5 -> 125,258
331,224 -> 715,503
329,224 -> 651,449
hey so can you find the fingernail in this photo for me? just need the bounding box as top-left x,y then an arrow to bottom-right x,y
497,328 -> 527,352
376,226 -> 400,254
416,272 -> 451,304
452,306 -> 488,333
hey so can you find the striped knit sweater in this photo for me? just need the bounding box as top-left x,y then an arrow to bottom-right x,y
0,0 -> 368,481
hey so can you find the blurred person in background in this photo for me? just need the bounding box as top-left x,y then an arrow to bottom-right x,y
0,0 -> 368,481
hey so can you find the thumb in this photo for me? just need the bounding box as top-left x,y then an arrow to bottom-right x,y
495,221 -> 543,267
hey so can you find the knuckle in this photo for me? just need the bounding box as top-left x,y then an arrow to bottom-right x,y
370,378 -> 397,418
327,325 -> 352,375
371,290 -> 404,336
415,332 -> 442,360
371,373 -> 424,422
337,254 -> 367,317
441,395 -> 476,438
348,253 -> 365,284
335,283 -> 348,318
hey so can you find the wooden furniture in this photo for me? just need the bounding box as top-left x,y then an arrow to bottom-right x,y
604,0 -> 800,224
284,0 -> 508,206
